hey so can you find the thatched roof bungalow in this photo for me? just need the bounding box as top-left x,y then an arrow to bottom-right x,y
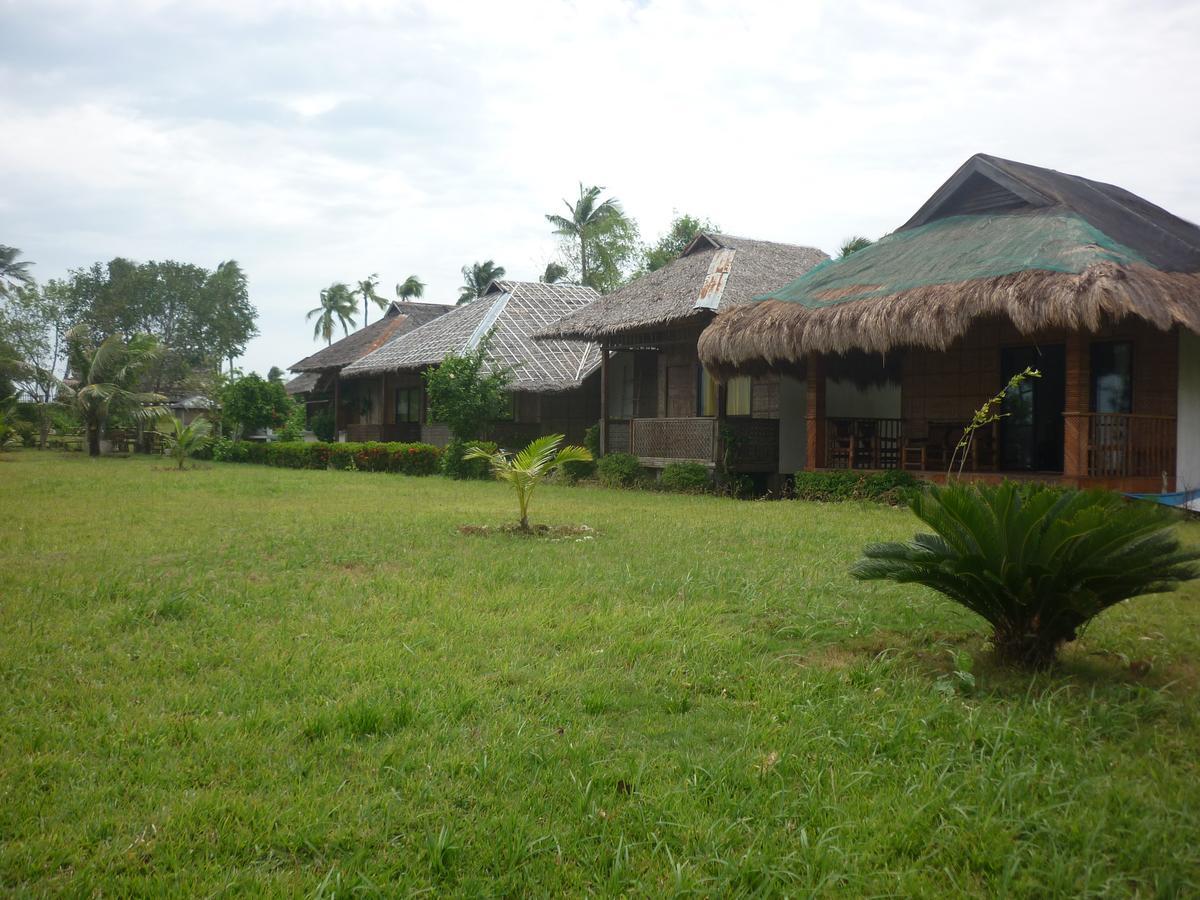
539,234 -> 827,479
286,300 -> 450,428
340,281 -> 601,446
698,154 -> 1200,493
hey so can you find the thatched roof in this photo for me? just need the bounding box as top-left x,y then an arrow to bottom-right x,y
285,372 -> 320,396
699,154 -> 1200,376
342,281 -> 602,392
536,233 -> 827,343
289,301 -> 450,372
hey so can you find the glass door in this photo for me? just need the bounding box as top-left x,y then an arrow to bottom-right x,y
1000,344 -> 1065,471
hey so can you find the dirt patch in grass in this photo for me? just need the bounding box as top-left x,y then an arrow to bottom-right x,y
457,523 -> 596,539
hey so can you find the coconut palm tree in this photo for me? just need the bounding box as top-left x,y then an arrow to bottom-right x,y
465,433 -> 592,532
157,414 -> 213,469
395,274 -> 425,301
545,184 -> 624,287
457,260 -> 506,305
59,327 -> 169,457
0,245 -> 34,297
352,274 -> 388,326
0,398 -> 24,451
307,283 -> 357,345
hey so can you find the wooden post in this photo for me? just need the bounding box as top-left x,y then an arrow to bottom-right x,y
1063,332 -> 1090,483
600,348 -> 609,455
333,374 -> 341,437
715,379 -> 727,467
806,353 -> 826,470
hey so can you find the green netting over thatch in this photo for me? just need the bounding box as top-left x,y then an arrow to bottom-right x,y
762,212 -> 1149,309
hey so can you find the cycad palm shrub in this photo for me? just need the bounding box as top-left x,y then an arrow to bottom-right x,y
852,482 -> 1199,667
465,434 -> 592,531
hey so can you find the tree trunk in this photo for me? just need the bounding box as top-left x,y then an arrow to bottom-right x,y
580,235 -> 588,286
88,425 -> 100,457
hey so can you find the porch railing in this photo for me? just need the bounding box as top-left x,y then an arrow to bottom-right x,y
826,417 -> 905,470
631,417 -> 718,465
1086,413 -> 1176,479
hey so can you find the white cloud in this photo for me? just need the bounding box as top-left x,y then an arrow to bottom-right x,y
2,0 -> 1199,373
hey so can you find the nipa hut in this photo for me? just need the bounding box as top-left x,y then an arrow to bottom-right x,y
538,233 -> 827,480
287,300 -> 450,438
340,280 -> 601,446
698,153 -> 1200,493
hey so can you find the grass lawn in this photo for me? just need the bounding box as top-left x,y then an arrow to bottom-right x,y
2,452 -> 1199,896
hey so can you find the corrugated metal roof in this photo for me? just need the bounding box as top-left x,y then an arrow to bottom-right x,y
342,281 -> 602,392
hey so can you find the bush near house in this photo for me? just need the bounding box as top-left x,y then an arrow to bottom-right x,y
659,462 -> 712,493
792,469 -> 921,504
441,439 -> 498,480
596,452 -> 644,488
561,424 -> 600,483
206,440 -> 441,475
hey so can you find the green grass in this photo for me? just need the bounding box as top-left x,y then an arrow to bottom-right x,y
2,452 -> 1199,896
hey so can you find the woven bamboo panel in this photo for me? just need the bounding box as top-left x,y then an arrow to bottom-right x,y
632,417 -> 716,462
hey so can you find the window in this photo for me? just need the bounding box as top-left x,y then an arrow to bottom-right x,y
726,376 -> 751,416
697,367 -> 718,417
394,387 -> 421,423
1091,341 -> 1133,413
607,352 -> 636,418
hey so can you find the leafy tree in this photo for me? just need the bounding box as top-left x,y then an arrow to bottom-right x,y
465,434 -> 592,531
204,260 -> 257,375
642,213 -> 718,273
396,275 -> 425,300
278,401 -> 307,441
546,183 -> 639,292
539,262 -> 569,284
0,245 -> 34,297
0,281 -> 72,447
852,482 -> 1200,667
457,261 -> 505,305
353,273 -> 387,326
58,327 -> 168,456
157,414 -> 213,469
838,236 -> 873,258
219,373 -> 292,439
307,282 -> 357,345
56,257 -> 257,382
422,334 -> 511,442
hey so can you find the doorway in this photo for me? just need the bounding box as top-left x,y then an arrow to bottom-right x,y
1000,344 -> 1065,471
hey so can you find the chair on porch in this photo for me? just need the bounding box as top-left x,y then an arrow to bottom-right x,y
828,419 -> 854,469
852,419 -> 878,469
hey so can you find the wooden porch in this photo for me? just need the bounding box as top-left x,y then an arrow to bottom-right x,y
803,320 -> 1182,492
814,413 -> 1176,489
605,416 -> 780,472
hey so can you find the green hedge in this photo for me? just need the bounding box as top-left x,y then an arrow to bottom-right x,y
792,469 -> 921,503
659,462 -> 711,493
597,452 -> 644,488
211,440 -> 441,475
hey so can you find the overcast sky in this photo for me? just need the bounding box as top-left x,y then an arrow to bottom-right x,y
3,0 -> 1199,375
